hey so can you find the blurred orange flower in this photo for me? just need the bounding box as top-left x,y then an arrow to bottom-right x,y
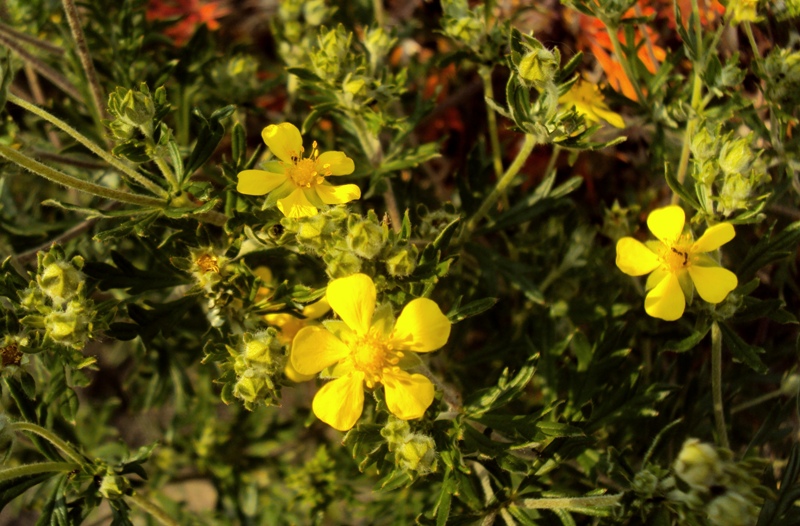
146,0 -> 230,45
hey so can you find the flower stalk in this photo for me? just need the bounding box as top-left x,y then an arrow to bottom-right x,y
516,493 -> 623,509
127,492 -> 181,526
0,462 -> 79,483
10,422 -> 87,467
711,322 -> 729,449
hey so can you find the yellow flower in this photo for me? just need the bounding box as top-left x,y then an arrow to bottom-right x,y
266,299 -> 331,383
729,0 -> 762,25
236,123 -> 361,218
615,206 -> 738,321
559,78 -> 625,129
291,274 -> 451,431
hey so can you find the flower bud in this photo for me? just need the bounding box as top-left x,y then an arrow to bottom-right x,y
718,172 -> 753,216
324,248 -> 362,278
38,260 -> 85,307
385,246 -> 417,277
98,470 -> 130,500
673,438 -> 722,489
241,330 -> 283,371
395,433 -> 437,474
632,469 -> 659,497
347,219 -> 385,260
718,137 -> 753,176
518,47 -> 559,89
690,127 -> 718,161
44,300 -> 93,349
381,417 -> 411,446
233,372 -> 273,406
781,374 -> 800,396
707,490 -> 759,526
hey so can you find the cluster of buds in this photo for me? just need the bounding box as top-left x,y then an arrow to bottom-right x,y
440,0 -> 485,51
690,124 -> 769,217
666,439 -> 765,526
228,330 -> 286,410
19,248 -> 95,350
280,208 -> 417,279
380,418 -> 438,475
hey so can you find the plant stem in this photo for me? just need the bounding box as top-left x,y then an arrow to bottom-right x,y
671,0 -> 706,204
0,144 -> 167,208
10,422 -> 87,467
154,155 -> 179,193
516,493 -> 623,509
460,133 -> 537,242
0,21 -> 65,55
372,0 -> 385,27
7,94 -> 169,197
127,492 -> 181,526
382,182 -> 401,234
480,66 -> 504,184
602,21 -> 648,105
711,322 -> 729,449
0,32 -> 83,101
61,0 -> 109,129
731,389 -> 782,415
0,462 -> 79,483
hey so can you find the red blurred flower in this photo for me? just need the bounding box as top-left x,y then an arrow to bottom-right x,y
147,0 -> 230,45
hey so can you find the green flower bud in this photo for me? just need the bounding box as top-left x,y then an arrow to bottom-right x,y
98,470 -> 130,500
233,372 -> 272,406
324,248 -> 362,278
44,300 -> 93,349
718,172 -> 753,216
240,330 -> 284,372
707,491 -> 759,526
381,417 -> 411,446
673,438 -> 722,489
347,219 -> 385,260
694,160 -> 719,185
385,246 -> 417,277
781,374 -> 800,396
690,127 -> 718,161
395,433 -> 437,474
718,137 -> 753,176
364,27 -> 396,72
38,260 -> 85,307
632,469 -> 660,497
107,85 -> 156,137
518,47 -> 559,89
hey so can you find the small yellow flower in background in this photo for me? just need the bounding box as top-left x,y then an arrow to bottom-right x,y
237,122 -> 361,218
559,78 -> 625,129
291,273 -> 451,431
729,0 -> 762,25
616,205 -> 738,321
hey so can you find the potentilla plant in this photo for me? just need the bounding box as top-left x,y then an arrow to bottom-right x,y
0,0 -> 798,525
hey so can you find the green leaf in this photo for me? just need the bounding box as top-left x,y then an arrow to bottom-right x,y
447,297 -> 498,323
535,421 -> 584,438
737,221 -> 800,281
465,350 -> 539,416
665,164 -> 702,210
663,323 -> 711,353
435,472 -> 455,526
83,251 -> 187,294
719,323 -> 767,374
0,473 -> 55,513
286,66 -> 322,82
183,105 -> 234,178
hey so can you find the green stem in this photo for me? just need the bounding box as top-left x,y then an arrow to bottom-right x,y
0,462 -> 79,483
0,21 -> 65,55
0,144 -> 167,208
154,154 -> 179,193
61,0 -> 109,133
516,493 -> 623,509
127,492 -> 181,526
7,94 -> 169,198
461,133 -> 537,241
10,422 -> 87,467
602,21 -> 648,105
372,0 -> 385,26
480,66 -> 504,183
711,322 -> 729,449
742,23 -> 762,76
0,33 -> 82,101
671,0 -> 706,204
731,389 -> 782,415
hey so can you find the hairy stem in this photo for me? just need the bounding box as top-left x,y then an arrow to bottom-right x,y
480,66 -> 505,184
8,94 -> 168,197
0,21 -> 65,55
711,322 -> 729,449
61,0 -> 109,130
10,422 -> 87,467
461,133 -> 537,242
0,32 -> 82,101
516,493 -> 623,509
0,462 -> 79,483
127,492 -> 181,526
0,144 -> 167,208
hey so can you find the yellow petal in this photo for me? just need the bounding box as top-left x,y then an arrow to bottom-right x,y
284,360 -> 316,383
390,298 -> 451,353
262,123 -> 303,163
312,371 -> 365,431
302,298 -> 330,319
645,267 -> 669,291
692,223 -> 735,253
314,183 -> 361,205
383,371 -> 435,420
647,206 -> 685,245
616,237 -> 660,276
326,273 -> 376,335
277,188 -> 318,218
291,326 -> 350,375
317,151 -> 355,175
688,265 -> 738,304
592,106 -> 625,129
253,266 -> 273,284
236,170 -> 287,196
644,272 -> 685,321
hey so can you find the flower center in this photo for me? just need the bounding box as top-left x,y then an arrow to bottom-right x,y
660,243 -> 693,272
349,334 -> 404,388
286,141 -> 331,188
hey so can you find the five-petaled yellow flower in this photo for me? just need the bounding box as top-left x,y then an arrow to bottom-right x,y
559,78 -> 625,129
616,206 -> 738,321
237,122 -> 361,218
291,273 -> 451,431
